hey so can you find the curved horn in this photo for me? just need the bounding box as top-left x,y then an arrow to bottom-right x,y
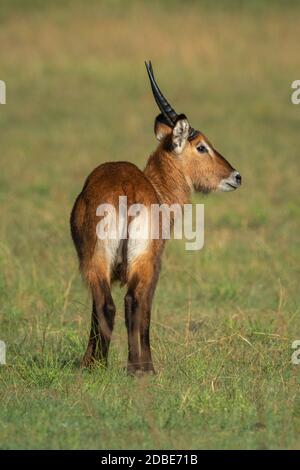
145,61 -> 178,127
188,127 -> 199,140
145,61 -> 199,140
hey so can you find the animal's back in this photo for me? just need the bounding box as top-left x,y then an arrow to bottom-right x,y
81,161 -> 157,204
70,161 -> 160,283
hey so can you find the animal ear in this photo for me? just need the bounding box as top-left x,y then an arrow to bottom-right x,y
172,114 -> 190,155
154,113 -> 172,141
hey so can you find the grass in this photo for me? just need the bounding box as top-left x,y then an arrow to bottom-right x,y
0,0 -> 300,449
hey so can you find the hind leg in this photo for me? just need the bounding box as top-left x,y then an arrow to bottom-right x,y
81,278 -> 116,368
124,241 -> 163,375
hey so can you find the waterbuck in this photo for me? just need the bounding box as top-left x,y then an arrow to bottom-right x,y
70,61 -> 241,375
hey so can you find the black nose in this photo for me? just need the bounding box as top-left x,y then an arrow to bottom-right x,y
235,173 -> 242,185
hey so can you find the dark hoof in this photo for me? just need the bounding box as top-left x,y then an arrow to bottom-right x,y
127,364 -> 156,377
80,357 -> 96,369
80,355 -> 107,370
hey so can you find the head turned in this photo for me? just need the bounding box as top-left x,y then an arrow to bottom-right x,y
145,61 -> 241,194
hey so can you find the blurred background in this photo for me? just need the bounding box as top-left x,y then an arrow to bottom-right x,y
0,0 -> 300,449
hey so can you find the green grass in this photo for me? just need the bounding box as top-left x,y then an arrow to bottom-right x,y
0,0 -> 300,449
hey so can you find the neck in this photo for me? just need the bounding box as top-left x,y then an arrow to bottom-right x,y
144,146 -> 192,206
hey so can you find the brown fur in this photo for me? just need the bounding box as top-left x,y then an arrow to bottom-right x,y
70,116 -> 239,374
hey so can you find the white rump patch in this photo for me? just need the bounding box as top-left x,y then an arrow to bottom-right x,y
94,203 -> 150,270
127,205 -> 150,264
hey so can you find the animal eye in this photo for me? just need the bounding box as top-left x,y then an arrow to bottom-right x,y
197,144 -> 208,154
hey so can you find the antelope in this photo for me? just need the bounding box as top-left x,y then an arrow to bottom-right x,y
70,61 -> 241,375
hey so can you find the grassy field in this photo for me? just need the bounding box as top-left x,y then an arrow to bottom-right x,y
0,0 -> 300,449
